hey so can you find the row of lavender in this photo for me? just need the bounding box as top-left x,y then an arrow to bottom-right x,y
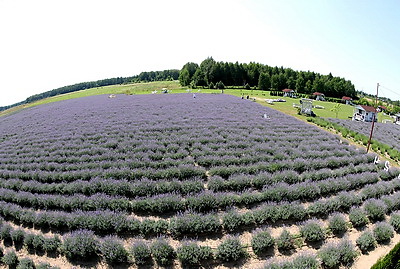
1,93 -> 399,267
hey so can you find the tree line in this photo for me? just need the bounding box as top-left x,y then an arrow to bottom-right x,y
179,57 -> 357,99
0,70 -> 179,111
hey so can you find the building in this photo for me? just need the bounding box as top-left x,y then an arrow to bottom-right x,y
282,89 -> 295,98
342,96 -> 353,105
313,92 -> 325,101
396,114 -> 400,125
352,105 -> 377,122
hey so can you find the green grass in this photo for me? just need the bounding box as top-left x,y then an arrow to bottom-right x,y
0,82 -> 389,123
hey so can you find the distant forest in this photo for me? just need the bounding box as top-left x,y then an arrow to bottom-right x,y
0,70 -> 179,111
179,57 -> 356,99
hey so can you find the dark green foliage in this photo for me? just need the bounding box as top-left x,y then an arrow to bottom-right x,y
32,234 -> 46,252
216,81 -> 225,89
291,253 -> 320,269
349,207 -> 369,227
62,230 -> 98,261
16,257 -> 35,269
0,224 -> 12,242
328,213 -> 348,235
373,222 -> 394,243
176,242 -> 213,266
0,246 -> 3,260
222,210 -> 243,233
2,250 -> 18,268
23,233 -> 35,251
356,231 -> 377,253
139,219 -> 168,236
151,239 -> 176,266
371,240 -> 400,269
98,236 -> 128,264
11,229 -> 25,245
130,241 -> 152,265
216,237 -> 247,262
251,229 -> 274,256
44,235 -> 61,253
169,212 -> 221,237
300,219 -> 325,243
276,230 -> 295,251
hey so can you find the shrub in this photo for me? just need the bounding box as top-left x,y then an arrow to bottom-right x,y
291,252 -> 320,269
216,237 -> 247,262
373,222 -> 394,243
62,230 -> 98,261
364,199 -> 387,221
0,246 -> 3,260
16,257 -> 35,269
43,235 -> 61,253
390,211 -> 400,232
130,241 -> 152,265
339,239 -> 358,265
2,250 -> 18,268
356,231 -> 377,253
98,236 -> 128,264
300,219 -> 325,243
0,224 -> 12,242
328,213 -> 348,235
32,234 -> 46,252
150,238 -> 176,266
251,229 -> 274,256
23,233 -> 35,251
176,242 -> 213,266
319,240 -> 357,268
222,210 -> 243,233
349,207 -> 369,227
169,212 -> 221,237
276,229 -> 295,251
36,263 -> 60,269
11,229 -> 25,246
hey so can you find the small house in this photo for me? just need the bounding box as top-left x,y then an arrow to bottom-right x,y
313,92 -> 325,101
342,96 -> 353,105
352,105 -> 377,122
282,89 -> 295,98
377,105 -> 387,112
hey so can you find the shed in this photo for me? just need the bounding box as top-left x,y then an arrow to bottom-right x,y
342,96 -> 353,105
313,92 -> 325,101
352,105 -> 377,122
282,89 -> 295,98
377,105 -> 387,112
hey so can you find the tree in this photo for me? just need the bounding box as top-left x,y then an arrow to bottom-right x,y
330,103 -> 343,118
178,69 -> 191,86
258,72 -> 271,90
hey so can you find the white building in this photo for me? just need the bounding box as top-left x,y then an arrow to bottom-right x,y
352,105 -> 377,122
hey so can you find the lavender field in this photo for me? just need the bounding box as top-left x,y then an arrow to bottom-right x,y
0,93 -> 399,268
327,118 -> 400,153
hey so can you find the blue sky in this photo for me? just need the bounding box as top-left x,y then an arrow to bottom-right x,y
1,0 -> 399,106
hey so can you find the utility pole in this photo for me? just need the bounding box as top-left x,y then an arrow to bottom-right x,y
366,83 -> 379,153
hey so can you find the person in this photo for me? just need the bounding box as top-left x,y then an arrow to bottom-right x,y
193,93 -> 196,98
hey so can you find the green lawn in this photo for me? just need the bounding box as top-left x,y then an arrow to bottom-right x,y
0,82 -> 390,123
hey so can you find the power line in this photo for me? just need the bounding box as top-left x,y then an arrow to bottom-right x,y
380,85 -> 400,99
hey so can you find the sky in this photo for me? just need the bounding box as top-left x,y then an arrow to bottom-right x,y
1,0 -> 400,107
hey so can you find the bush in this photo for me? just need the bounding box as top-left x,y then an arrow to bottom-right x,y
364,199 -> 387,221
349,207 -> 369,227
11,229 -> 25,245
291,252 -> 320,269
32,234 -> 46,252
16,257 -> 35,269
23,233 -> 35,252
328,213 -> 348,235
98,236 -> 128,264
319,240 -> 358,268
276,229 -> 295,251
373,222 -> 394,243
216,237 -> 247,262
251,229 -> 274,256
2,250 -> 18,268
300,219 -> 325,243
0,246 -> 3,260
176,242 -> 212,266
62,230 -> 98,261
44,235 -> 61,253
169,212 -> 220,237
0,224 -> 12,242
36,263 -> 60,269
356,231 -> 377,253
390,211 -> 400,232
130,241 -> 152,265
151,238 -> 176,266
222,210 -> 243,233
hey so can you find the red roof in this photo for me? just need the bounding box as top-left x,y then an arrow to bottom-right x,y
282,89 -> 294,92
313,92 -> 324,96
359,105 -> 377,113
342,96 -> 352,100
378,105 -> 387,110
